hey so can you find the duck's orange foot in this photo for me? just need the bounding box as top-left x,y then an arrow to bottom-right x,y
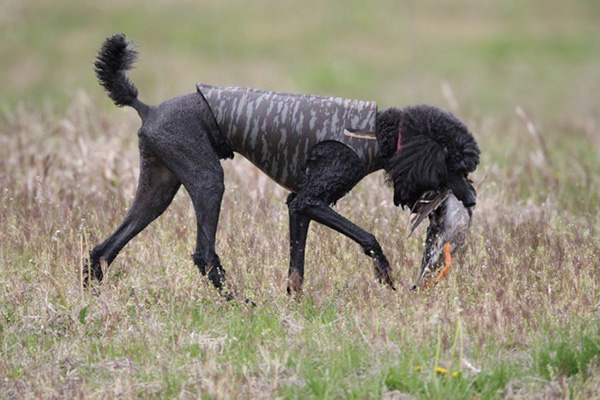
433,243 -> 452,285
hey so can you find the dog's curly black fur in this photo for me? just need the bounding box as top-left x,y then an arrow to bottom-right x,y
94,35 -> 142,109
377,106 -> 479,209
86,34 -> 480,296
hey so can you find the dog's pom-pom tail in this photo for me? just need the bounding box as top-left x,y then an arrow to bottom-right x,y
94,34 -> 148,116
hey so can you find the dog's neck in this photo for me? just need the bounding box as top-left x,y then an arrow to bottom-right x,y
375,107 -> 404,164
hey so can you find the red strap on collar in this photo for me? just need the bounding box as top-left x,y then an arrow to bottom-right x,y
396,124 -> 403,153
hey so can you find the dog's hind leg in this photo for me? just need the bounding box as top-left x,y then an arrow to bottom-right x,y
286,193 -> 311,296
185,174 -> 226,291
86,155 -> 181,285
287,142 -> 395,290
148,124 -> 228,293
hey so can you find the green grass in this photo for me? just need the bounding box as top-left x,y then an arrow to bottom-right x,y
534,323 -> 600,380
1,0 -> 600,398
2,0 -> 599,116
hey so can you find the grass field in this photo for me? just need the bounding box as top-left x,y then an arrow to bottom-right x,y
1,0 -> 600,398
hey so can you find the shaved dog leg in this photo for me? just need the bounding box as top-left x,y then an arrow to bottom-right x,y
86,156 -> 180,287
293,201 -> 395,289
286,193 -> 311,296
286,141 -> 395,290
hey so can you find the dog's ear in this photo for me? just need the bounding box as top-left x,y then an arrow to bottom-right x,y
445,132 -> 480,173
386,136 -> 448,208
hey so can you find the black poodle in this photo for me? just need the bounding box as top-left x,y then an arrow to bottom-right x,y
86,34 -> 480,295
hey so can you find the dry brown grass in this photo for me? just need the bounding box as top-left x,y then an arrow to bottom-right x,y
1,92 -> 599,398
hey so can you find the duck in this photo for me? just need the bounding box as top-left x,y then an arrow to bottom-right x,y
409,188 -> 473,289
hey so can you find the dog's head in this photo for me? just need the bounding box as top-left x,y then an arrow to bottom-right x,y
384,105 -> 480,209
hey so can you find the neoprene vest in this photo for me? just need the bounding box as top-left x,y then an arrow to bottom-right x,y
197,84 -> 381,192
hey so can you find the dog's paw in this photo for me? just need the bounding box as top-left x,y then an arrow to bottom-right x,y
373,259 -> 395,290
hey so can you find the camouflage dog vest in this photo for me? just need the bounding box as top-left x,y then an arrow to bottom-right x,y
197,83 -> 381,192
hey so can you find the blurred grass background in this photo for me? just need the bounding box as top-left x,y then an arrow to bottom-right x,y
2,0 -> 599,119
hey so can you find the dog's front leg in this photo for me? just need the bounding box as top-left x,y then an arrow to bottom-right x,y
288,142 -> 395,290
292,199 -> 395,289
286,193 -> 311,297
